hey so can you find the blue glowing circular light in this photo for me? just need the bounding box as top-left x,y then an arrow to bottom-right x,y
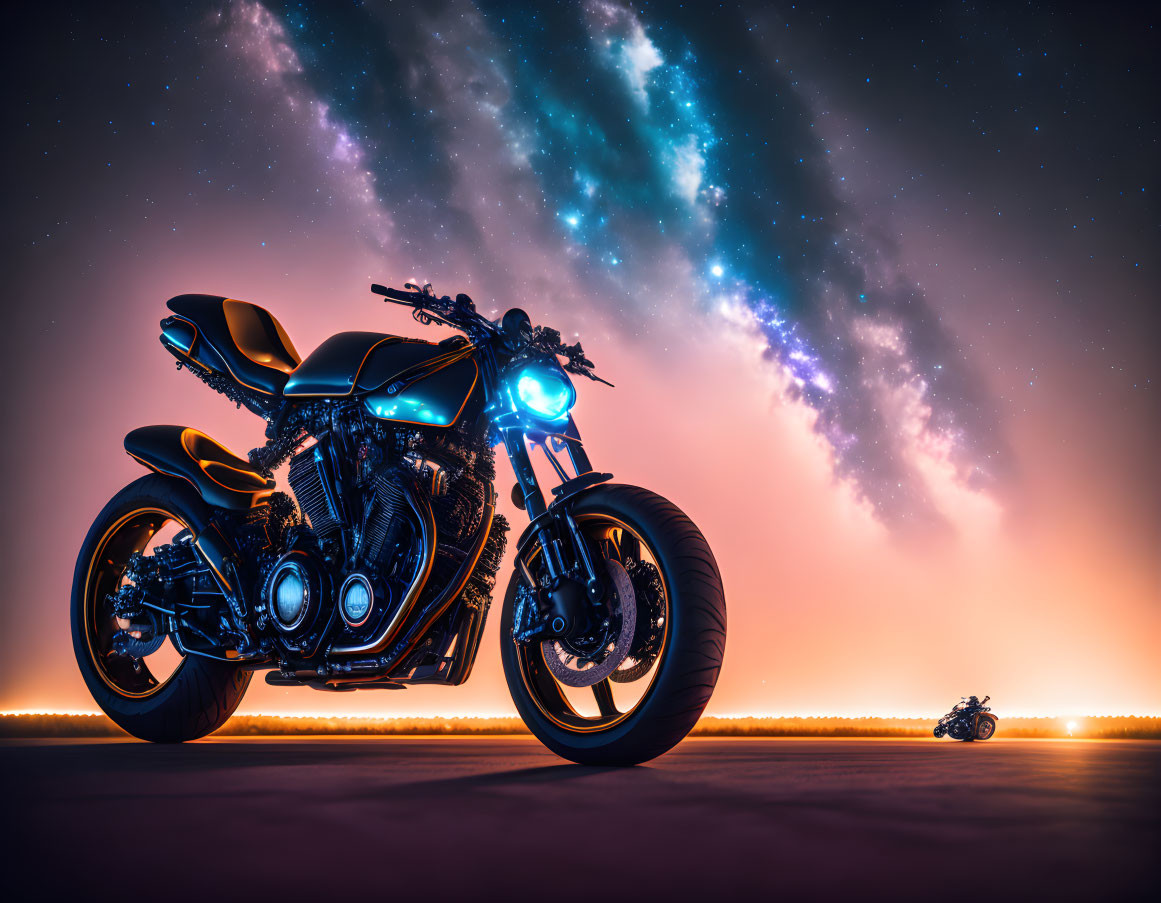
340,574 -> 373,626
513,365 -> 576,422
273,567 -> 307,627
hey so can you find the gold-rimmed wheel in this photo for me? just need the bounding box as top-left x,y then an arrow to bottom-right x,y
71,475 -> 251,742
81,507 -> 188,699
501,484 -> 726,765
514,517 -> 670,733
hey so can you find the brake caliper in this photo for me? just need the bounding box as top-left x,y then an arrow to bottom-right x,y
107,550 -> 174,658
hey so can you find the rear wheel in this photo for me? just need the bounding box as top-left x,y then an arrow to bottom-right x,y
975,714 -> 997,740
71,475 -> 251,742
501,485 -> 726,765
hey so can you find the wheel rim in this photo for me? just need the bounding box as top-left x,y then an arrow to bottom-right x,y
515,514 -> 671,733
83,507 -> 188,698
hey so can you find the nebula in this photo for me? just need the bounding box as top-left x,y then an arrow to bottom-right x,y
215,0 -> 1005,531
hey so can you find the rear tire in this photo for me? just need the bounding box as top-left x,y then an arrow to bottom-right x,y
501,485 -> 726,765
71,474 -> 251,743
975,714 -> 997,740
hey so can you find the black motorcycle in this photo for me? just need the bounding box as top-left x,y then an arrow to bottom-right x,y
71,283 -> 726,765
933,695 -> 997,741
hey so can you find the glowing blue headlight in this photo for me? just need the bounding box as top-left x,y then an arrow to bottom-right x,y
512,364 -> 576,422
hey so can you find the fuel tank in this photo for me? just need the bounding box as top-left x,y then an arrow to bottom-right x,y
283,332 -> 482,427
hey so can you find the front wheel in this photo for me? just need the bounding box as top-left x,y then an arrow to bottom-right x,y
501,485 -> 726,765
975,714 -> 997,740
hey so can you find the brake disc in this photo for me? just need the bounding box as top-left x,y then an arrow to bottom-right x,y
542,559 -> 636,688
610,559 -> 665,683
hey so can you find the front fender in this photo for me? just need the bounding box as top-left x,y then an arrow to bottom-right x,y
512,471 -> 614,562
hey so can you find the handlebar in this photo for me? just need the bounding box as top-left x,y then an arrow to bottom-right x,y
369,282 -> 612,385
372,282 -> 496,338
372,284 -> 423,306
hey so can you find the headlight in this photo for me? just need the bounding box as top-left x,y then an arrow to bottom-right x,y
510,362 -> 576,422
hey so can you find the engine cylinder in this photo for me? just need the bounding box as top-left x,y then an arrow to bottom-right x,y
360,474 -> 402,565
288,446 -> 340,538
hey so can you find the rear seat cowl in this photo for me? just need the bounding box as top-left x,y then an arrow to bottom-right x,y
125,425 -> 275,510
164,295 -> 300,395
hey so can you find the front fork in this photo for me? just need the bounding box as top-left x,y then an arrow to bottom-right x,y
502,417 -> 610,641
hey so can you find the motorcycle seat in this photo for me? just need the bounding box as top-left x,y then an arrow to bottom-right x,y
164,295 -> 301,395
125,425 -> 275,510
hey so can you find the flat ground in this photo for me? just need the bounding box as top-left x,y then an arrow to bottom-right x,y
2,736 -> 1157,901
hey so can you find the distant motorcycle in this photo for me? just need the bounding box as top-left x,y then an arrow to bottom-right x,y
933,695 -> 997,741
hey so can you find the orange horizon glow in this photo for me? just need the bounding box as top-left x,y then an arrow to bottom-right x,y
5,710 -> 1159,720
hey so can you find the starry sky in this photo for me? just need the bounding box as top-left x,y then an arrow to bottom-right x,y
2,1 -> 1157,717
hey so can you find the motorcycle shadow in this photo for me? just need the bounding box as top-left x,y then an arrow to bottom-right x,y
395,761 -> 628,793
0,737 -> 639,789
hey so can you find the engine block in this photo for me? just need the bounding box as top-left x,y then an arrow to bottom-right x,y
358,473 -> 402,566
287,446 -> 340,539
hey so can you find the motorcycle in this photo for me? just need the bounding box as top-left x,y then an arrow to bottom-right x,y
71,282 -> 726,765
933,695 -> 997,741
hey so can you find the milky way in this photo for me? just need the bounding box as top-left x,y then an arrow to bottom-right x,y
214,0 -> 1005,529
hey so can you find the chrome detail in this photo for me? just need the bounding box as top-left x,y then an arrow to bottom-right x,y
269,559 -> 310,632
329,479 -> 435,655
383,485 -> 497,670
403,452 -> 447,497
339,572 -> 375,628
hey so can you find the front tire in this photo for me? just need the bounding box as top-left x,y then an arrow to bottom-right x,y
501,485 -> 726,765
71,474 -> 251,743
